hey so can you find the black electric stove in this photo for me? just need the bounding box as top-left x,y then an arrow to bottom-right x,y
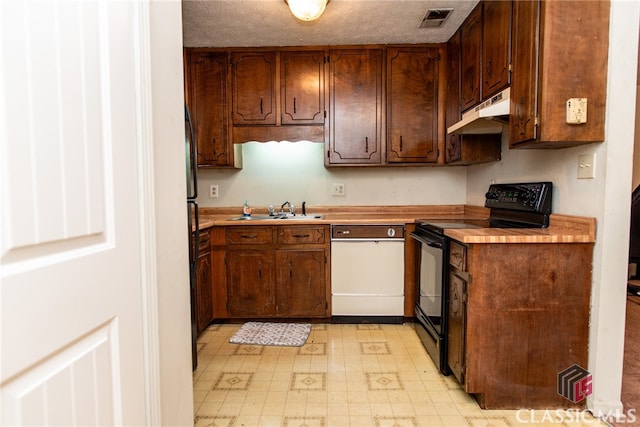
417,181 -> 553,233
410,182 -> 552,375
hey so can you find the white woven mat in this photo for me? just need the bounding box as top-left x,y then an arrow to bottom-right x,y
229,322 -> 311,346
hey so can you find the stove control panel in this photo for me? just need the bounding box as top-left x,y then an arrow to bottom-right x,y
484,182 -> 552,214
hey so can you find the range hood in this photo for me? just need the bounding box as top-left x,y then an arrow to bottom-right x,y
447,87 -> 510,135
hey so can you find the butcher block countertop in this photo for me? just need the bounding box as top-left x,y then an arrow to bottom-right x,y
197,205 -> 596,244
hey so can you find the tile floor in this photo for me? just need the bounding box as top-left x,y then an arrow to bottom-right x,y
193,323 -> 608,427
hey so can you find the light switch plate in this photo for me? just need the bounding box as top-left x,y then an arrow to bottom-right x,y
577,154 -> 595,179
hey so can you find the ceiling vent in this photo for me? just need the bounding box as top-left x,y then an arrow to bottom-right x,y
419,8 -> 453,28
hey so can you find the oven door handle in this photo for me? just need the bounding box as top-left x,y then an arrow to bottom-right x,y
410,231 -> 443,248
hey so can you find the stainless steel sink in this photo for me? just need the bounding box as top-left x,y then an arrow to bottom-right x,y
280,214 -> 324,220
227,214 -> 324,221
227,215 -> 275,221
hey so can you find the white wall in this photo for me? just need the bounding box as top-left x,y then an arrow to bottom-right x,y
150,2 -> 194,426
634,39 -> 640,190
468,0 -> 640,415
197,141 -> 469,209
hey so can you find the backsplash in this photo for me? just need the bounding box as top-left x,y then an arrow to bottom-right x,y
196,141 -> 468,209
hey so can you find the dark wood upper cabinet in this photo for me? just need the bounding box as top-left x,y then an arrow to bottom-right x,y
281,50 -> 326,125
459,0 -> 511,111
187,51 -> 234,167
510,0 -> 609,148
387,46 -> 441,164
459,4 -> 482,112
445,30 -> 463,164
327,49 -> 384,165
482,0 -> 512,99
510,0 -> 538,145
231,51 -> 277,125
445,29 -> 501,165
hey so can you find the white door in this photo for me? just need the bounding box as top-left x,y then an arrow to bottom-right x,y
1,1 -> 154,425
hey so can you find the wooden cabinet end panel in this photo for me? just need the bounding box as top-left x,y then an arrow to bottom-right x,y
464,243 -> 592,409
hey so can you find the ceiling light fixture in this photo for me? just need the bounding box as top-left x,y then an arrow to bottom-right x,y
285,0 -> 329,22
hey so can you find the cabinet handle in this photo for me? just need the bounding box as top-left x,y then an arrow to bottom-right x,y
240,234 -> 258,239
516,99 -> 524,121
486,58 -> 493,79
258,266 -> 262,279
365,137 -> 369,153
289,261 -> 293,278
260,98 -> 263,114
293,97 -> 297,114
399,135 -> 403,152
293,234 -> 310,238
451,290 -> 459,314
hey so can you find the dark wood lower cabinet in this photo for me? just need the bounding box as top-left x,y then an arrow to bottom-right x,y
276,250 -> 327,317
227,251 -> 277,317
196,229 -> 213,334
215,225 -> 330,319
447,271 -> 467,384
448,241 -> 593,409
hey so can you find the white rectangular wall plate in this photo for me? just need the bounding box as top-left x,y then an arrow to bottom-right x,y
566,98 -> 588,124
209,184 -> 219,198
578,154 -> 596,179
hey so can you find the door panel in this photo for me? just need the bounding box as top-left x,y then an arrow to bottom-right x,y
1,1 -> 148,424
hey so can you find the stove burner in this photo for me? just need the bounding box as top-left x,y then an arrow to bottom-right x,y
417,218 -> 490,233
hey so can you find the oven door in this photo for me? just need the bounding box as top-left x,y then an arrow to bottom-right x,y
411,228 -> 448,333
410,228 -> 450,374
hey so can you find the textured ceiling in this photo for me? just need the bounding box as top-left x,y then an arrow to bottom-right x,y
182,0 -> 480,47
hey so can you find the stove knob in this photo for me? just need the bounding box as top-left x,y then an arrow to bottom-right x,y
485,191 -> 498,199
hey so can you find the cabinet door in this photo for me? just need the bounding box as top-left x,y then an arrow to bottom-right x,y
227,251 -> 276,317
445,31 -> 502,165
510,0 -> 538,145
445,30 -> 463,163
482,0 -> 511,99
448,272 -> 467,384
188,52 -> 231,167
328,49 -> 383,165
196,251 -> 213,333
281,50 -> 326,125
276,250 -> 327,317
459,4 -> 482,112
231,51 -> 277,125
387,47 -> 440,163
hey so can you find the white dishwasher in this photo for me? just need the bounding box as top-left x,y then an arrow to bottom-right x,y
331,224 -> 405,323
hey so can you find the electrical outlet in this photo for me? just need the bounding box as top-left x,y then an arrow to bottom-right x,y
331,183 -> 345,197
577,154 -> 595,179
209,184 -> 219,198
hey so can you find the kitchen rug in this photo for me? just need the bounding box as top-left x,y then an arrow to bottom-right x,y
229,322 -> 311,347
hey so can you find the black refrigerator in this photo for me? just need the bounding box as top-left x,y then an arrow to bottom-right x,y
185,105 -> 199,371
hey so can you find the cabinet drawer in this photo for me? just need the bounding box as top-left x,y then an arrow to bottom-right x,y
450,241 -> 467,271
278,226 -> 326,245
198,229 -> 211,252
226,227 -> 273,245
